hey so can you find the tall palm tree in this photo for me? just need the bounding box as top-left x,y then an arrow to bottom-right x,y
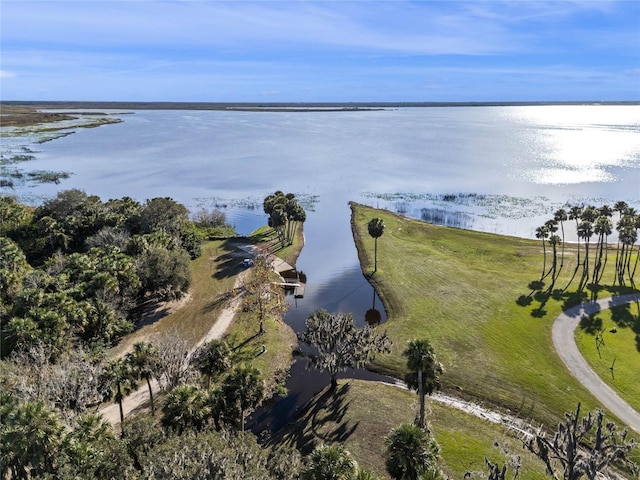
577,220 -> 594,289
384,423 -> 441,480
222,365 -> 265,432
126,342 -> 161,415
568,206 -> 583,266
103,358 -> 137,424
191,339 -> 232,389
618,224 -> 638,285
548,234 -> 561,283
367,218 -> 385,273
535,225 -> 550,279
553,208 -> 568,270
403,339 -> 443,430
592,216 -> 612,286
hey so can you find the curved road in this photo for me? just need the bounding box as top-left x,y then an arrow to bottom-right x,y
552,293 -> 640,435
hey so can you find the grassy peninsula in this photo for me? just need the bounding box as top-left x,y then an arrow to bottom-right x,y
349,202 -> 639,429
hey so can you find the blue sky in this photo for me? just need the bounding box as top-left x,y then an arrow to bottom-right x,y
1,1 -> 639,102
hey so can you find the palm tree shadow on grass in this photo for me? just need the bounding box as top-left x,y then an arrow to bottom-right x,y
274,382 -> 359,456
225,332 -> 264,362
212,238 -> 254,281
517,278 -> 589,318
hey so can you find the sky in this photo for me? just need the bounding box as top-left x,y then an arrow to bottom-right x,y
1,0 -> 639,102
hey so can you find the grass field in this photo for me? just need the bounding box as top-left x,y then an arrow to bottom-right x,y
576,302 -> 640,412
350,202 -> 639,431
275,379 -> 549,479
111,239 -> 244,357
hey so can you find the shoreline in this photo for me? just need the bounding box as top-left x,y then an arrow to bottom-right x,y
2,100 -> 638,114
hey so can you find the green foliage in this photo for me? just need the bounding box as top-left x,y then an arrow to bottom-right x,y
298,309 -> 392,389
222,365 -> 265,431
161,385 -> 211,434
136,246 -> 191,300
403,339 -> 443,429
0,192 -> 205,356
303,443 -> 358,480
0,399 -> 65,479
263,190 -> 306,249
191,339 -> 232,389
384,423 -> 442,480
127,342 -> 162,414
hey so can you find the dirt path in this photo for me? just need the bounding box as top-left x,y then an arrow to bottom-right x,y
552,293 -> 640,434
99,272 -> 248,424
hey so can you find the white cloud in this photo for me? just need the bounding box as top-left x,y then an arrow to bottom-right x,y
0,70 -> 17,78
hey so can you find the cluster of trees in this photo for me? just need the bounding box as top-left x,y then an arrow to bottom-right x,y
0,191 -> 214,358
535,202 -> 638,291
0,334 -> 271,478
263,191 -> 306,249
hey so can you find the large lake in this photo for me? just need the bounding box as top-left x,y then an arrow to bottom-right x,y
3,105 -> 639,432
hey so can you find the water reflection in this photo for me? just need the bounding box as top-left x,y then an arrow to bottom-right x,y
420,207 -> 475,229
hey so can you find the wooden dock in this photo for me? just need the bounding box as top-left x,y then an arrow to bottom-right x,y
273,280 -> 306,298
293,282 -> 305,298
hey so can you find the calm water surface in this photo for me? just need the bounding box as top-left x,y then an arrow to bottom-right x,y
3,106 -> 639,433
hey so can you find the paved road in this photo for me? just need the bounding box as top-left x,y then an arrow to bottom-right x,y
552,293 -> 640,435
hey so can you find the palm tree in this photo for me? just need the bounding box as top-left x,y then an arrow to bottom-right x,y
592,216 -> 612,286
191,339 -> 232,389
403,339 -> 443,430
126,342 -> 161,415
548,234 -> 561,283
553,208 -> 568,270
384,423 -> 441,480
302,444 -> 358,480
63,413 -> 115,474
103,358 -> 137,424
613,200 -> 628,218
367,218 -> 385,273
0,400 -> 65,479
161,385 -> 211,434
535,225 -> 550,279
568,206 -> 583,266
577,220 -> 594,289
618,224 -> 638,285
222,365 -> 265,432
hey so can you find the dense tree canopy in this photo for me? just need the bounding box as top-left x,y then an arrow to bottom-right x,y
0,191 -> 204,358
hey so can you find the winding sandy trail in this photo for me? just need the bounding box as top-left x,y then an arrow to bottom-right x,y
552,293 -> 640,434
100,272 -> 247,424
100,245 -> 293,425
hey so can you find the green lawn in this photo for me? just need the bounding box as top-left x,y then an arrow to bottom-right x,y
576,302 -> 640,412
275,379 -> 549,479
350,202 -> 639,431
111,239 -> 243,357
